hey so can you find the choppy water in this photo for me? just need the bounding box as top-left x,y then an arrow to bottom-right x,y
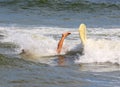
0,0 -> 120,27
0,0 -> 120,87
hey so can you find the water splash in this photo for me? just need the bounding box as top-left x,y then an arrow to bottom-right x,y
0,26 -> 120,65
76,39 -> 120,64
0,26 -> 71,62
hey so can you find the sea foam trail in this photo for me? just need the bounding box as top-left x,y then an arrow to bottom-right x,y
1,29 -> 56,54
0,27 -> 72,60
76,39 -> 120,64
0,26 -> 120,64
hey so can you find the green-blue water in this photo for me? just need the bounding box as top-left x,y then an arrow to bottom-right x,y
0,0 -> 120,87
0,0 -> 120,28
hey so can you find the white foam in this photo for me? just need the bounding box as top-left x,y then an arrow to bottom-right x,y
76,39 -> 120,64
0,26 -> 120,64
0,26 -> 72,59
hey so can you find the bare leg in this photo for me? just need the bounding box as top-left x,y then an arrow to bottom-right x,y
56,32 -> 71,54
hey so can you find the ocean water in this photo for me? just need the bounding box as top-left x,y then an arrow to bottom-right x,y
0,0 -> 120,87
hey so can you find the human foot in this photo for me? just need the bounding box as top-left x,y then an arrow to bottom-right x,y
62,32 -> 71,38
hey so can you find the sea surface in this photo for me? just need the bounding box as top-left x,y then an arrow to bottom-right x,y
0,0 -> 120,87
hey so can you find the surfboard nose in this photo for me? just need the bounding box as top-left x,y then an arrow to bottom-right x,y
78,23 -> 87,46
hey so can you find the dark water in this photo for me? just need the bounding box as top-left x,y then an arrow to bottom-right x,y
0,0 -> 120,87
0,0 -> 120,28
0,54 -> 120,87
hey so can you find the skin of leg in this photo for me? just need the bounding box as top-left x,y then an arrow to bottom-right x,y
58,55 -> 65,66
56,32 -> 71,54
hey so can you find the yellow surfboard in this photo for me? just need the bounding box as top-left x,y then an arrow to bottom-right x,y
78,24 -> 87,45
